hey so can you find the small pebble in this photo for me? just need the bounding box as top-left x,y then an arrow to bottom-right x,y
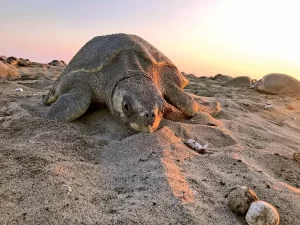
293,153 -> 300,163
264,105 -> 273,110
15,87 -> 23,92
246,200 -> 280,225
220,181 -> 226,186
227,186 -> 259,215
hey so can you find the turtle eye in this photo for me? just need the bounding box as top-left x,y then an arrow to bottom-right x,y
122,101 -> 131,114
123,102 -> 129,111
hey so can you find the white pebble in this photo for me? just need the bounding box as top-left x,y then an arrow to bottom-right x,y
184,139 -> 208,151
15,87 -> 23,92
246,200 -> 280,225
264,105 -> 273,109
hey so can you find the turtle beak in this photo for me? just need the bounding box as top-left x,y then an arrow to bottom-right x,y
130,108 -> 163,132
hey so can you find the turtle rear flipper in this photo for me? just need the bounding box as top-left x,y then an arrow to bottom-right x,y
46,87 -> 91,122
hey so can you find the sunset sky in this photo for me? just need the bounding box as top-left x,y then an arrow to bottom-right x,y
1,0 -> 299,79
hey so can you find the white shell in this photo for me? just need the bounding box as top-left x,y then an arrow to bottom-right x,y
246,201 -> 280,225
15,88 -> 23,92
184,139 -> 208,151
264,105 -> 273,109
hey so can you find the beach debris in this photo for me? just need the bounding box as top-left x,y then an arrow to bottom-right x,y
15,87 -> 23,92
293,152 -> 300,163
63,184 -> 72,194
183,139 -> 208,154
227,186 -> 259,215
246,201 -> 280,225
264,101 -> 273,109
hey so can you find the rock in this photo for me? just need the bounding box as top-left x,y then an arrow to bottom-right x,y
246,201 -> 280,225
24,59 -> 31,64
224,76 -> 252,87
181,71 -> 187,77
18,58 -> 31,67
252,73 -> 300,94
5,56 -> 31,67
0,62 -> 19,80
227,186 -> 259,215
186,73 -> 197,78
48,60 -> 66,66
212,74 -> 233,81
293,152 -> 300,163
17,60 -> 28,67
6,56 -> 18,65
30,62 -> 44,67
198,76 -> 210,79
0,55 -> 7,61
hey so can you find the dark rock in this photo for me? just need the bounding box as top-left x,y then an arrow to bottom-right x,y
212,74 -> 233,81
48,60 -> 67,67
6,56 -> 18,65
0,55 -> 7,61
224,76 -> 251,87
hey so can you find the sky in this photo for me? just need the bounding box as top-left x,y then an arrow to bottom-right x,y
0,0 -> 299,79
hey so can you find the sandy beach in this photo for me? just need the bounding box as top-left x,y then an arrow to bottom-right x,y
0,62 -> 300,225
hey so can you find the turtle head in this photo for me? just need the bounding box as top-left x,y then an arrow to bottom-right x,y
112,78 -> 165,132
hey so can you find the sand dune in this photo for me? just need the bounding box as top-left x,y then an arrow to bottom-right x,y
0,67 -> 300,224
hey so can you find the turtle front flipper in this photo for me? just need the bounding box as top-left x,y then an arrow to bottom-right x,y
163,102 -> 222,127
164,84 -> 198,117
46,88 -> 91,122
164,84 -> 221,118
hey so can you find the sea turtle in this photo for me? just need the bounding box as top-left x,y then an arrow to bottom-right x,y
252,73 -> 300,94
43,33 -> 220,132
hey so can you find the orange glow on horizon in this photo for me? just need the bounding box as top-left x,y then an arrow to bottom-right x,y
1,0 -> 299,80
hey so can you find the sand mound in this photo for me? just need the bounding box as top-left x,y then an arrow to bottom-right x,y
0,68 -> 299,224
0,62 -> 19,80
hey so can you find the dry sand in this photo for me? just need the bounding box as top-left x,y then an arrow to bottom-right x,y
0,67 -> 300,225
